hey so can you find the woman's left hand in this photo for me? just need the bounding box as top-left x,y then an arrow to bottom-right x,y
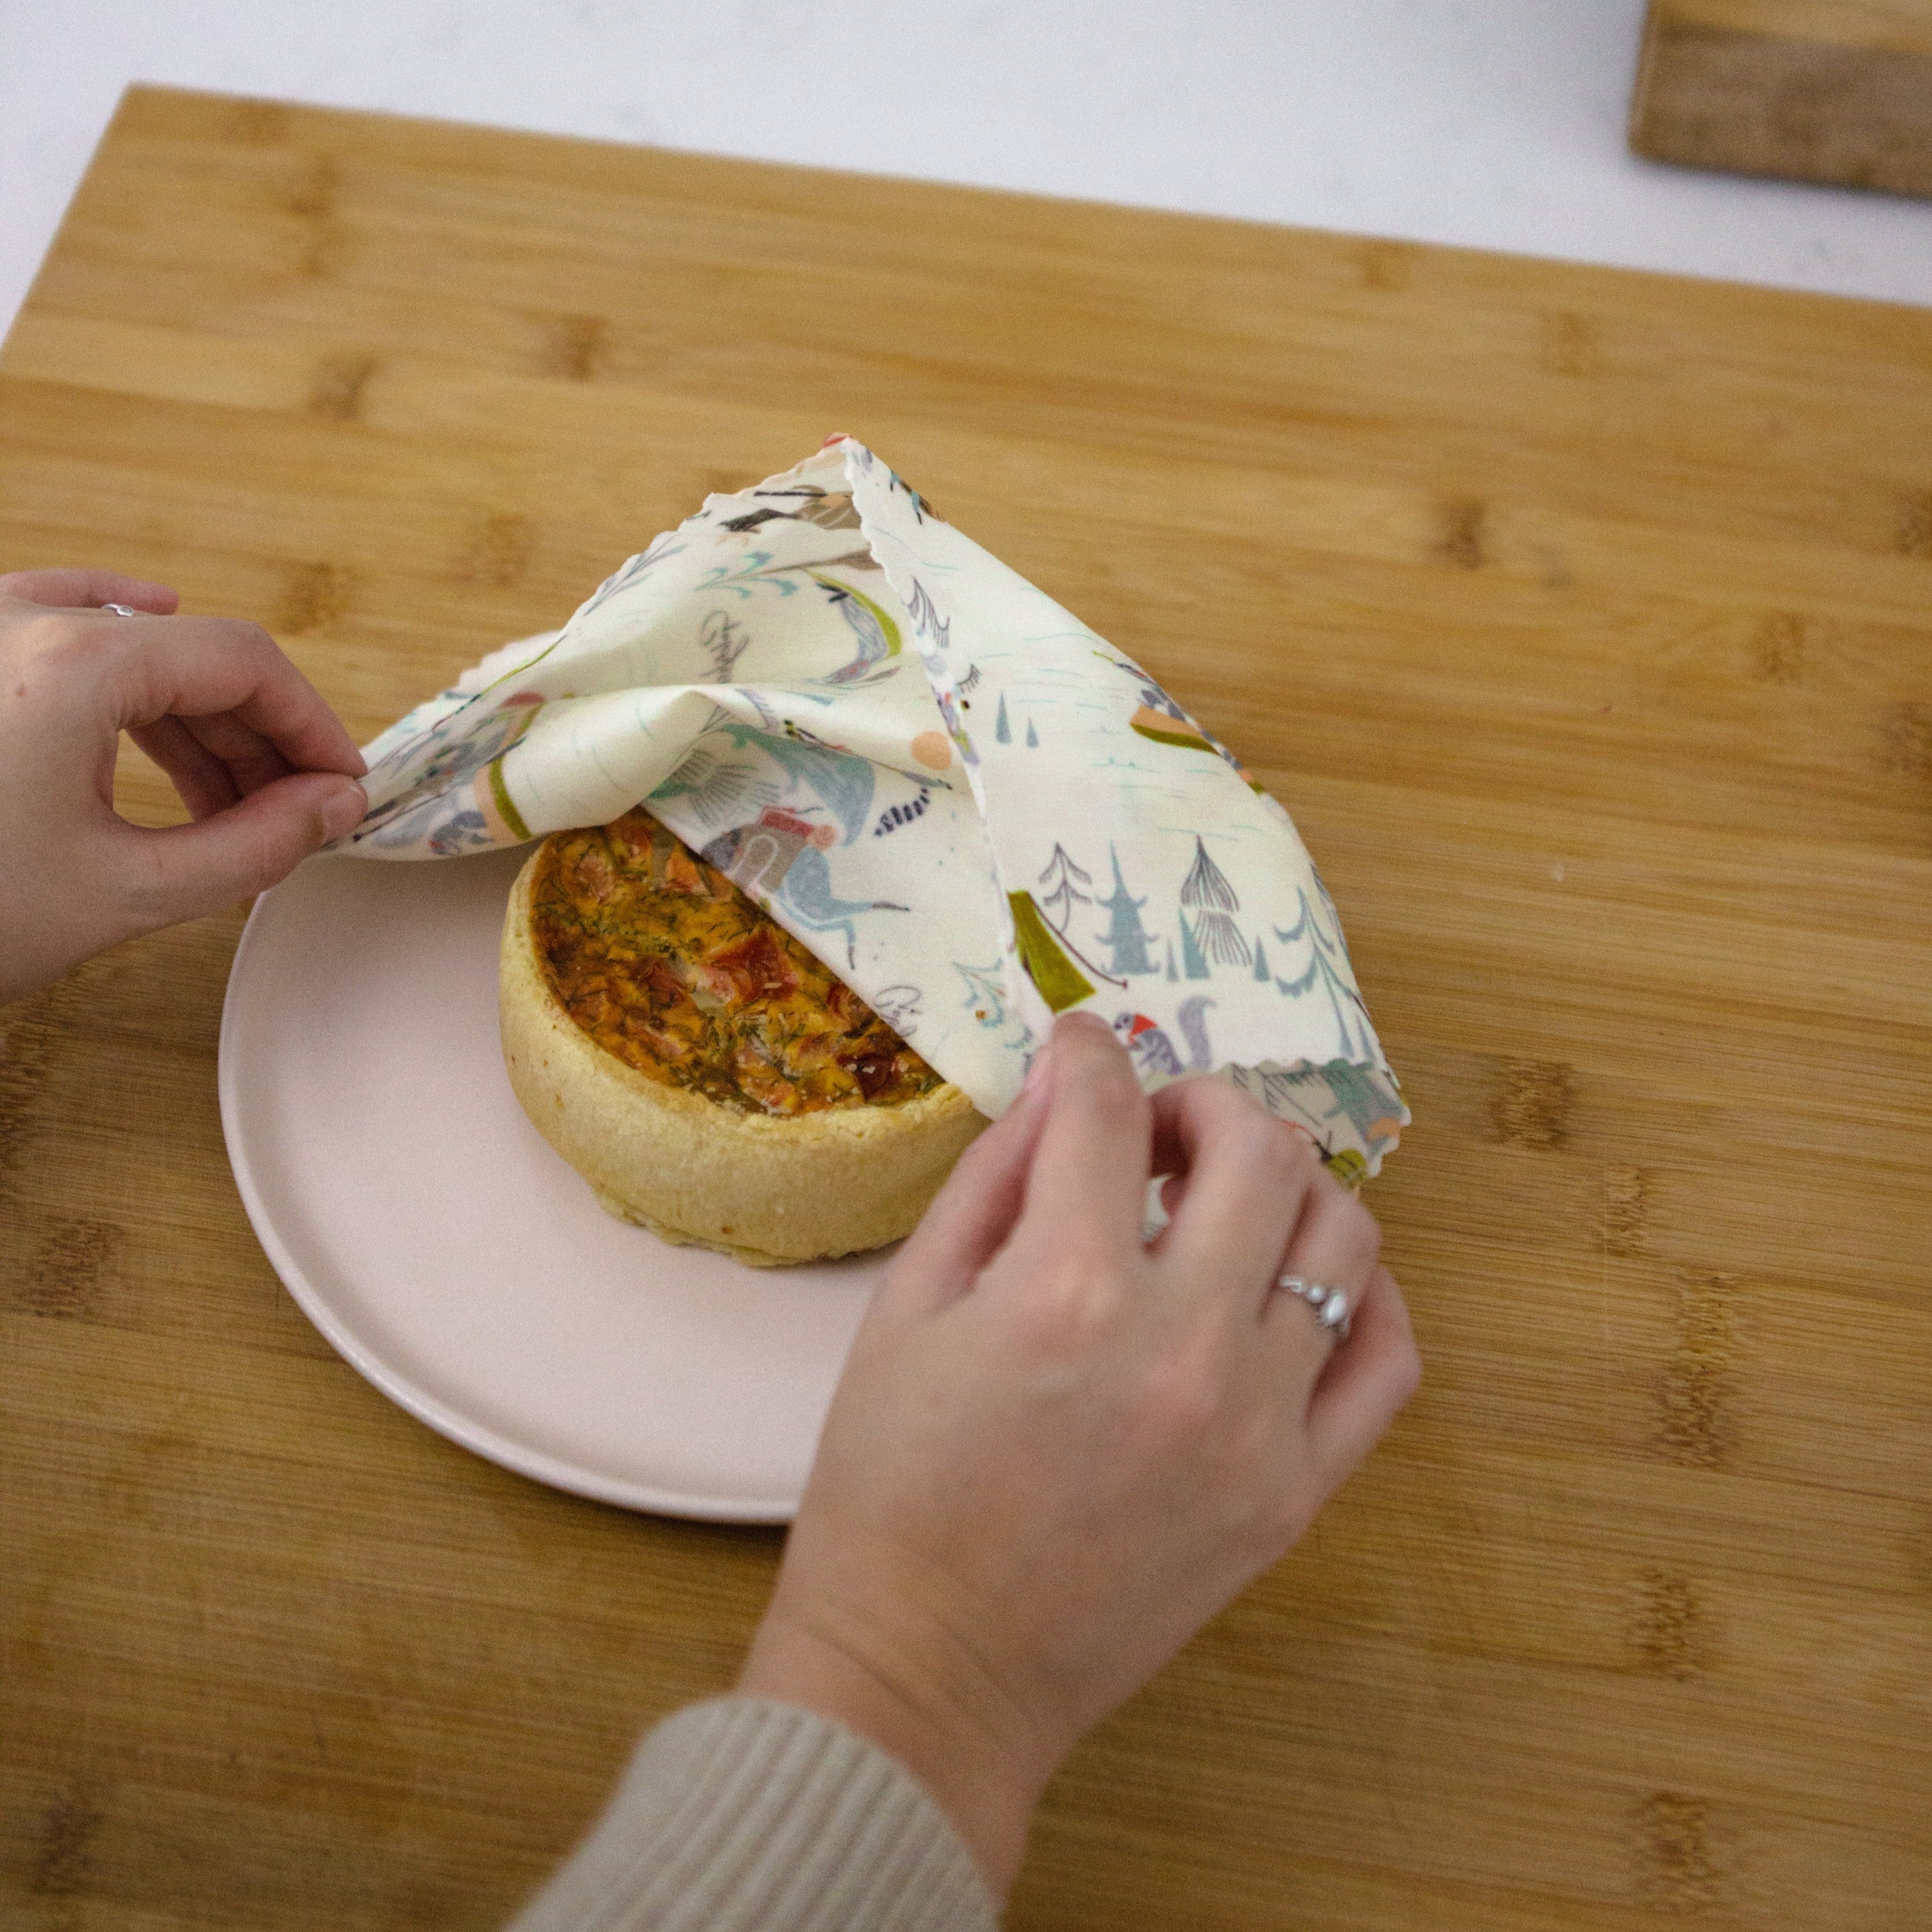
0,568 -> 368,1004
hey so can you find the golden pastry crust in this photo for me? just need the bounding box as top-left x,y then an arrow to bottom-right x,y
499,809 -> 986,1265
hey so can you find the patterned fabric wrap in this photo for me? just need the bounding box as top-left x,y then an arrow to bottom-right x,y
342,438 -> 1408,1178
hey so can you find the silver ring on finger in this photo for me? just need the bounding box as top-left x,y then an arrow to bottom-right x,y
1275,1274 -> 1352,1343
101,603 -> 140,617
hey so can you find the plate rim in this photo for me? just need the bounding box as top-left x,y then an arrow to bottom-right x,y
217,857 -> 806,1525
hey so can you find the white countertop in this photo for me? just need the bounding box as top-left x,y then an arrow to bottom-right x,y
2,0 -> 1927,348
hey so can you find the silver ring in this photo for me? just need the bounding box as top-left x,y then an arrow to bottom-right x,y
101,602 -> 139,617
1275,1274 -> 1352,1342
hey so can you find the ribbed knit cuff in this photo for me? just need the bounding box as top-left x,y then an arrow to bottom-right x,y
506,1697 -> 998,1932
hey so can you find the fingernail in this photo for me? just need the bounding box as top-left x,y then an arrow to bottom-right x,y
319,778 -> 367,842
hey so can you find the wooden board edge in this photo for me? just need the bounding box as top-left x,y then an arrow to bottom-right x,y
1629,4 -> 1932,197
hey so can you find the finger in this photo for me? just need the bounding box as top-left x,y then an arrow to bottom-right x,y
109,771 -> 367,932
1146,1075 -> 1322,1316
181,710 -> 298,798
999,1010 -> 1154,1264
1260,1172 -> 1381,1339
1157,1117 -> 1326,1217
0,568 -> 179,614
881,1059 -> 1051,1317
1302,1265 -> 1422,1489
106,617 -> 365,779
127,716 -> 242,818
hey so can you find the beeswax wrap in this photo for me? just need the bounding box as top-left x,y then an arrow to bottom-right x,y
343,438 -> 1408,1180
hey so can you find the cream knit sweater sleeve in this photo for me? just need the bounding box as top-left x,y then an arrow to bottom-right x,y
507,1698 -> 998,1932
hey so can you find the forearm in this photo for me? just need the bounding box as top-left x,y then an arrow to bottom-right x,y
508,1698 -> 997,1932
737,1597 -> 1054,1901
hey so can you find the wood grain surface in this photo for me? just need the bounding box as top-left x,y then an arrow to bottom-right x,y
3,84 -> 1931,1931
1632,0 -> 1932,195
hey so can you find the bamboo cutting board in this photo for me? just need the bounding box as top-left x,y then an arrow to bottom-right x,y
1631,0 -> 1932,195
3,86 -> 1930,1931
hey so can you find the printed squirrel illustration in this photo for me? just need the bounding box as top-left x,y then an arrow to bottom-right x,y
1112,995 -> 1215,1077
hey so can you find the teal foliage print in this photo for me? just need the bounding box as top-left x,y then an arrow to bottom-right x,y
1094,845 -> 1156,977
1252,935 -> 1270,982
1025,717 -> 1039,747
1273,886 -> 1376,1060
956,960 -> 1011,1028
697,549 -> 812,599
995,693 -> 1012,744
1179,913 -> 1209,980
1316,1059 -> 1407,1142
956,958 -> 1032,1056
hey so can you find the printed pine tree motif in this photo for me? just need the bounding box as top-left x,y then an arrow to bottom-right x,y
1317,1059 -> 1407,1146
1013,849 -> 1122,1004
1038,843 -> 1094,934
995,693 -> 1012,744
1179,837 -> 1252,969
1272,882 -> 1377,1060
1025,717 -> 1039,747
1179,912 -> 1210,980
1094,845 -> 1156,976
1252,935 -> 1270,982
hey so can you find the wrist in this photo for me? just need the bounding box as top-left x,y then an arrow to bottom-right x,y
736,1581 -> 1061,1898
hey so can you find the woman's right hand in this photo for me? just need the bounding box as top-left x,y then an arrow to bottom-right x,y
739,1010 -> 1422,1896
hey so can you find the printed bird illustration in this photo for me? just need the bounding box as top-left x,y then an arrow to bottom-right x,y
1113,1012 -> 1185,1078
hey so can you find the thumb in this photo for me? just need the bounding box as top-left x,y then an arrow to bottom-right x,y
114,772 -> 366,931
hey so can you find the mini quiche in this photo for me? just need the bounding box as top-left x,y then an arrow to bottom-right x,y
499,806 -> 986,1265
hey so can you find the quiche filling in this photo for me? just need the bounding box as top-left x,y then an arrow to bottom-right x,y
530,806 -> 942,1116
